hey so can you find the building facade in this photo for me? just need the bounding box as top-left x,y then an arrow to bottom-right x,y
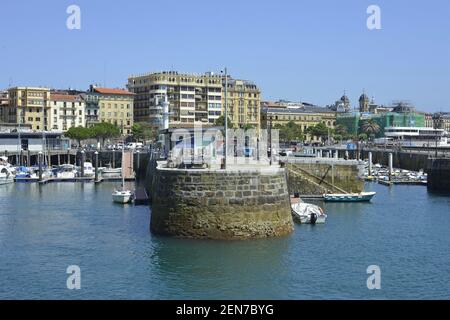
49,93 -> 85,131
7,87 -> 51,131
223,78 -> 260,130
88,86 -> 134,134
0,90 -> 9,123
261,103 -> 336,142
127,71 -> 261,130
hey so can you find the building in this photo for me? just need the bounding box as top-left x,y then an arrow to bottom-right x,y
359,92 -> 370,113
127,71 -> 261,130
329,93 -> 351,113
433,112 -> 450,132
86,86 -> 134,134
223,78 -> 261,130
261,102 -> 336,142
7,87 -> 51,131
0,90 -> 9,123
49,92 -> 86,131
337,111 -> 426,138
0,132 -> 69,152
128,71 -> 223,128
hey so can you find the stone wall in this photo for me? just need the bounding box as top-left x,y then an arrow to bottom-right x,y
285,158 -> 365,195
149,165 -> 294,240
427,158 -> 450,193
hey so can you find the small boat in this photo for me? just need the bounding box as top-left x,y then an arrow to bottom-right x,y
291,202 -> 327,224
56,164 -> 78,179
323,191 -> 376,202
82,162 -> 95,178
0,165 -> 14,185
112,189 -> 133,204
112,141 -> 133,204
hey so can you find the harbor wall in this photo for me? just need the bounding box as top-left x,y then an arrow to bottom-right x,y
360,150 -> 429,172
285,158 -> 365,195
427,158 -> 450,193
148,165 -> 294,240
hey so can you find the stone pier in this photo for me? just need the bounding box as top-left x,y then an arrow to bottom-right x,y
148,163 -> 294,240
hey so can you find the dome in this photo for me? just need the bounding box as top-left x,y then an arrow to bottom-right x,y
359,93 -> 369,101
340,95 -> 349,103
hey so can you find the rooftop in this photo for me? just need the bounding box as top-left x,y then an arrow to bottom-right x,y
92,87 -> 134,96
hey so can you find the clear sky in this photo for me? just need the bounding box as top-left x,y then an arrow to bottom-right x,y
1,0 -> 449,112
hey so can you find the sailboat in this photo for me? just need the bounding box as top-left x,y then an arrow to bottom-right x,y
112,142 -> 133,204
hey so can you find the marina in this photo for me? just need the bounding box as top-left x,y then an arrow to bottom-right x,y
1,181 -> 450,299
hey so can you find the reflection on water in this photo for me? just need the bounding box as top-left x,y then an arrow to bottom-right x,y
1,182 -> 450,299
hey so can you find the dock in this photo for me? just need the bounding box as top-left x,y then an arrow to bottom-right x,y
134,188 -> 149,205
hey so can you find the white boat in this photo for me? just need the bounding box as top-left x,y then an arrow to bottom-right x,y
291,202 -> 327,224
0,156 -> 15,185
323,191 -> 376,202
112,141 -> 133,204
57,164 -> 78,179
112,189 -> 133,204
82,162 -> 95,177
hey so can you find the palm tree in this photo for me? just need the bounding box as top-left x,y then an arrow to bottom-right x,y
361,119 -> 381,138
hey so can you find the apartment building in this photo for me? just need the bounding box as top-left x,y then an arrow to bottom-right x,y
0,90 -> 9,123
223,78 -> 261,130
49,93 -> 85,131
128,71 -> 223,128
127,71 -> 262,130
87,86 -> 134,134
7,87 -> 51,131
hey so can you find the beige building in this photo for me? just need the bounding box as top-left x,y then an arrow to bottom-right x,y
127,71 -> 261,130
49,93 -> 86,131
128,71 -> 223,127
0,90 -> 9,123
89,86 -> 134,134
7,87 -> 51,131
223,78 -> 261,130
261,102 -> 336,142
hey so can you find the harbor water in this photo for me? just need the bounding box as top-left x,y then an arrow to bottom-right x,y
1,182 -> 450,299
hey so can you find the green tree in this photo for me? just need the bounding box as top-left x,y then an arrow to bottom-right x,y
65,126 -> 92,146
360,119 -> 381,138
358,133 -> 368,141
214,115 -> 235,129
275,121 -> 304,142
306,122 -> 329,142
90,122 -> 121,146
132,122 -> 156,142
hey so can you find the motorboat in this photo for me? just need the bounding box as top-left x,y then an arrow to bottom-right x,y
323,191 -> 376,202
56,164 -> 78,179
291,202 -> 327,224
0,156 -> 15,185
82,162 -> 95,177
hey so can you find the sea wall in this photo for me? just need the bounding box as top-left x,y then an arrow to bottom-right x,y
149,165 -> 294,240
285,158 -> 365,195
427,158 -> 450,193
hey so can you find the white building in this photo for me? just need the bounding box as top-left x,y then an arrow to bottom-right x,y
49,93 -> 86,131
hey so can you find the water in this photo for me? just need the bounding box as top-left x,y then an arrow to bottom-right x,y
1,182 -> 450,299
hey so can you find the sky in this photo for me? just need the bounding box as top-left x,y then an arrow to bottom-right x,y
0,0 -> 449,112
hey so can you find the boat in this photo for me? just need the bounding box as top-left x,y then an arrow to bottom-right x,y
0,156 -> 15,185
112,142 -> 133,204
56,164 -> 78,179
323,191 -> 376,202
82,162 -> 95,177
291,202 -> 327,224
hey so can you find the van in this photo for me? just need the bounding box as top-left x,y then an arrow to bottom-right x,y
126,142 -> 144,150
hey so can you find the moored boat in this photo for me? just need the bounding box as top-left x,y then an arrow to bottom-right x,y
323,191 -> 376,202
291,202 -> 327,224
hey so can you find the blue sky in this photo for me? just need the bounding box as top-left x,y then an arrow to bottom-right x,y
0,0 -> 449,112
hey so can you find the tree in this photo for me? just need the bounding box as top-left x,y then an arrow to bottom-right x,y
334,124 -> 348,136
132,122 -> 156,142
65,126 -> 92,146
358,133 -> 368,141
90,122 -> 121,146
275,121 -> 304,142
306,122 -> 329,142
214,115 -> 235,129
360,119 -> 381,138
